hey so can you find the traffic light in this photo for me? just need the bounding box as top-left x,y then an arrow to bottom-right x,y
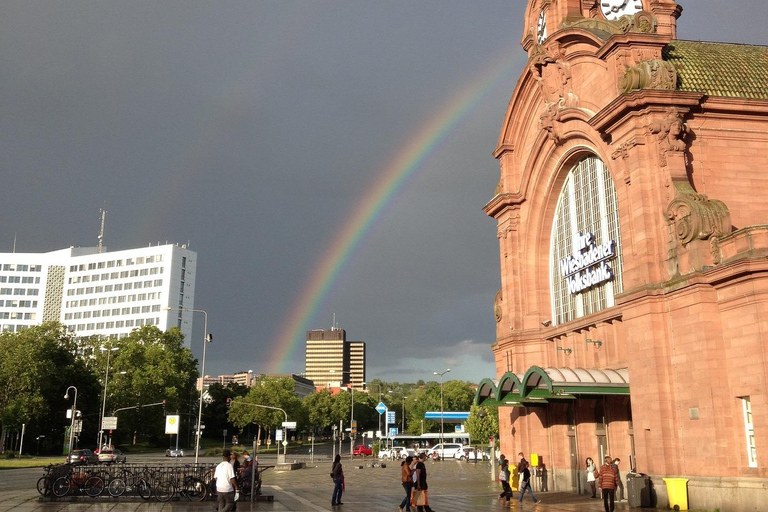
226,398 -> 232,409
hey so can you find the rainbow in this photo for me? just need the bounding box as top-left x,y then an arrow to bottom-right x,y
266,48 -> 526,374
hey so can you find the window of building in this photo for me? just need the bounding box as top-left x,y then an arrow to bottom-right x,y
742,397 -> 757,467
549,155 -> 624,325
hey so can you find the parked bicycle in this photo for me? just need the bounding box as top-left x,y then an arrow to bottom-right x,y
153,466 -> 207,502
51,466 -> 104,498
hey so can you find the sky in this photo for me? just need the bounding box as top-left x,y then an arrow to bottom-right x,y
2,1 -> 766,385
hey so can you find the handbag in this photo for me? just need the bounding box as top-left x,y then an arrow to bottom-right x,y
412,489 -> 427,506
593,469 -> 599,479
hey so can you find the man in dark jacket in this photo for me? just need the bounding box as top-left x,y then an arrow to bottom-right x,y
414,453 -> 434,512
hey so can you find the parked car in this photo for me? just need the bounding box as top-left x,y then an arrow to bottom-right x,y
426,443 -> 465,460
165,448 -> 184,457
455,447 -> 489,461
378,446 -> 415,460
98,448 -> 127,464
353,444 -> 373,456
67,449 -> 99,465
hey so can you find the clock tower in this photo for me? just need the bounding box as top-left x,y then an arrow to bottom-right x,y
479,0 -> 768,508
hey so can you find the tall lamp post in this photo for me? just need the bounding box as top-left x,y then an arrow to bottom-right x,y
164,306 -> 211,463
402,397 -> 407,433
64,386 -> 78,455
97,345 -> 119,451
433,368 -> 450,459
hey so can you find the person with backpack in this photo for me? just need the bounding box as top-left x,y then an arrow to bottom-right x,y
598,455 -> 618,512
499,458 -> 513,502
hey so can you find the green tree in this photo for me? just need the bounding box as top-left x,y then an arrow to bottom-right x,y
0,322 -> 99,455
229,377 -> 303,444
98,326 -> 198,446
303,389 -> 335,431
202,382 -> 249,440
465,405 -> 499,446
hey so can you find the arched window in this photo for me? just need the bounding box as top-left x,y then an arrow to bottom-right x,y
549,156 -> 623,325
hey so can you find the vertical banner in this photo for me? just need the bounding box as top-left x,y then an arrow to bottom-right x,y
165,415 -> 180,435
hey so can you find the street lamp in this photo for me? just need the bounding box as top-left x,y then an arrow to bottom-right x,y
164,306 -> 211,463
433,368 -> 450,459
64,386 -> 78,456
402,397 -> 407,433
97,345 -> 119,451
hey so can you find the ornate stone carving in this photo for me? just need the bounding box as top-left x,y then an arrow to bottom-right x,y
666,191 -> 731,246
610,139 -> 639,161
618,11 -> 657,34
539,101 -> 562,143
648,107 -> 688,166
620,59 -> 677,94
494,290 -> 503,323
530,42 -> 579,145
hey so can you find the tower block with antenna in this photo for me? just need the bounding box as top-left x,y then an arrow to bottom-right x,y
97,208 -> 107,253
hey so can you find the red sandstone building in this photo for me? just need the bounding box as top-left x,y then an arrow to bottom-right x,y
474,1 -> 767,509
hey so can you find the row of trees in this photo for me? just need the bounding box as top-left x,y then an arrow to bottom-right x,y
0,322 -> 198,455
209,376 -> 499,447
0,322 -> 499,455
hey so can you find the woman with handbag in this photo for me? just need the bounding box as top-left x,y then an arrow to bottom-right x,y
586,457 -> 598,499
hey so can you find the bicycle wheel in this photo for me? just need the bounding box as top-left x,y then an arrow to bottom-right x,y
37,476 -> 49,496
137,479 -> 152,500
184,477 -> 207,501
108,478 -> 126,497
154,480 -> 175,502
52,476 -> 71,497
85,475 -> 104,497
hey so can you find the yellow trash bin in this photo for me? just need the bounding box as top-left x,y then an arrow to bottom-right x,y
662,477 -> 689,510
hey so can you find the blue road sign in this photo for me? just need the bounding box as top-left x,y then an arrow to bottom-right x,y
376,402 -> 387,415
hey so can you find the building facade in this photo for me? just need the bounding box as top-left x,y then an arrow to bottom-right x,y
0,244 -> 197,345
197,372 -> 316,398
305,328 -> 366,390
475,1 -> 768,510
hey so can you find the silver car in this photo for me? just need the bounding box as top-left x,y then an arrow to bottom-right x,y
98,448 -> 127,464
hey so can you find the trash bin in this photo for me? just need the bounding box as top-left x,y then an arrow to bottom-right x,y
627,473 -> 651,508
662,477 -> 689,510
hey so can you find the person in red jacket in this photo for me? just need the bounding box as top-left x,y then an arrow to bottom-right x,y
597,455 -> 618,512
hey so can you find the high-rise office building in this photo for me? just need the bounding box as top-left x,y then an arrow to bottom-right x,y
0,243 -> 197,346
305,328 -> 366,389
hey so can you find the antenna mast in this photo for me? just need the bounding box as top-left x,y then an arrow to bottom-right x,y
97,207 -> 107,253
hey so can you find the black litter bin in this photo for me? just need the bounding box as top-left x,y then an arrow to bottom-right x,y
627,473 -> 651,508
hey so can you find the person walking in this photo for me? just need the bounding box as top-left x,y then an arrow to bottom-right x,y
612,458 -> 625,502
499,458 -> 513,503
331,454 -> 344,506
498,454 -> 507,499
399,455 -> 414,512
213,449 -> 238,512
518,461 -> 541,505
598,455 -> 618,512
586,457 -> 598,499
413,453 -> 435,512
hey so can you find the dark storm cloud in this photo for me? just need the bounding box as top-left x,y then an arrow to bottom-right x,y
2,1 -> 766,383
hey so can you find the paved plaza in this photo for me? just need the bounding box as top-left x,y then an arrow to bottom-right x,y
0,459 -> 639,512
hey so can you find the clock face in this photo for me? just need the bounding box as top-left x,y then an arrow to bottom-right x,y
537,9 -> 547,43
601,0 -> 643,20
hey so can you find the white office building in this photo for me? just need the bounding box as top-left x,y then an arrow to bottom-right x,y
0,244 -> 197,345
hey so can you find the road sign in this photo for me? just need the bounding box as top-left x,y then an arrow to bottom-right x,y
72,420 -> 83,433
375,402 -> 387,415
388,427 -> 398,437
102,416 -> 118,430
165,415 -> 180,435
282,421 -> 297,429
282,440 -> 288,447
386,411 -> 396,425
276,429 -> 283,441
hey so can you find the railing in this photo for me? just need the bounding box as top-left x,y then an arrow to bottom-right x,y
37,462 -> 218,502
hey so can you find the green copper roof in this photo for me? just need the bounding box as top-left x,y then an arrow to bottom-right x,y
663,40 -> 768,100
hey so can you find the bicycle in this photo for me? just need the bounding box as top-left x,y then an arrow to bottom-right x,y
107,466 -> 152,499
153,466 -> 207,502
52,467 -> 104,498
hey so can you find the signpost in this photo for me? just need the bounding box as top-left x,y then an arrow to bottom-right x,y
102,416 -> 118,430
